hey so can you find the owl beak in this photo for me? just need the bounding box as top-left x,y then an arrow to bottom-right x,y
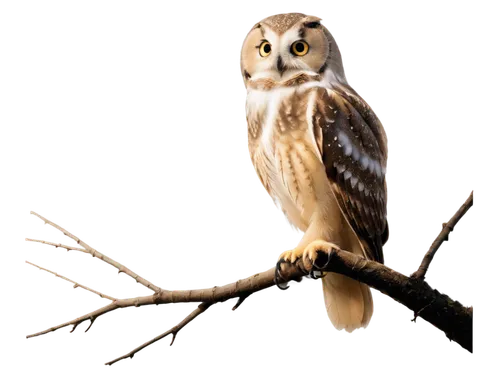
276,55 -> 286,75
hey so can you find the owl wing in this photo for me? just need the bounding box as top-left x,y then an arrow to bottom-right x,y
312,86 -> 389,263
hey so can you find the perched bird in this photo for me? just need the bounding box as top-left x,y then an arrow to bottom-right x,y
241,13 -> 388,332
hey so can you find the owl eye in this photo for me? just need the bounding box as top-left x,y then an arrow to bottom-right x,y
259,41 -> 272,57
291,40 -> 309,56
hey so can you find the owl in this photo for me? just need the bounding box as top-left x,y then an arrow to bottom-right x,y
241,13 -> 388,332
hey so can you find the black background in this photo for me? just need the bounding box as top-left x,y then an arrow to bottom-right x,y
6,4 -> 484,371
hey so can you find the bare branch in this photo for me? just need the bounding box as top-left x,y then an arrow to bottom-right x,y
27,246 -> 472,352
28,212 -> 161,293
411,191 -> 474,280
24,258 -> 116,301
27,302 -> 118,338
26,192 -> 474,360
105,302 -> 212,366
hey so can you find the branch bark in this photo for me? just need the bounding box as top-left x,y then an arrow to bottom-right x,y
26,192 -> 474,364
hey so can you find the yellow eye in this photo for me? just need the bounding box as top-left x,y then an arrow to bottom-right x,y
259,41 -> 272,57
291,40 -> 309,56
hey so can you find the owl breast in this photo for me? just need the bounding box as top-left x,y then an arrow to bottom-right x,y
246,86 -> 330,231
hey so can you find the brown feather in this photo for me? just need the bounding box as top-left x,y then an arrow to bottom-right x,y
313,87 -> 389,263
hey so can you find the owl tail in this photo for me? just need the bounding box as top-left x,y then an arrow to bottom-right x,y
321,272 -> 373,332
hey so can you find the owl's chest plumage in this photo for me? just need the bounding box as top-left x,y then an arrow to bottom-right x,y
246,86 -> 330,230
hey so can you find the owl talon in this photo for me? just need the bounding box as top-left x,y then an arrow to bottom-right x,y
302,240 -> 339,270
309,270 -> 325,279
274,259 -> 290,289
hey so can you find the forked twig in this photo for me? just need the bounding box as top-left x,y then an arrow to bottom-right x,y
105,302 -> 212,365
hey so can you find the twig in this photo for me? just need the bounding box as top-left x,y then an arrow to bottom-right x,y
23,258 -> 116,301
411,191 -> 473,280
28,212 -> 161,293
105,302 -> 212,366
27,303 -> 119,338
232,293 -> 251,311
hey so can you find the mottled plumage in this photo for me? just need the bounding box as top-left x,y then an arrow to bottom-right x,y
314,86 -> 388,263
241,13 -> 388,332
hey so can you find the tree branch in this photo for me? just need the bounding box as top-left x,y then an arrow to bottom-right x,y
26,194 -> 473,363
27,256 -> 472,353
411,191 -> 474,280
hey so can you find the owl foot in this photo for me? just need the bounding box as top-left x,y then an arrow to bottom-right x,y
274,247 -> 305,289
280,240 -> 338,267
275,240 -> 340,288
278,247 -> 305,264
302,240 -> 339,270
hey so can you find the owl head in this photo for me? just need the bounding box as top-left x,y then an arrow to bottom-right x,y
240,13 -> 346,87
